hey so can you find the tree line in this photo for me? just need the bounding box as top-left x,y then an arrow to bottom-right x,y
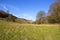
36,0 -> 60,24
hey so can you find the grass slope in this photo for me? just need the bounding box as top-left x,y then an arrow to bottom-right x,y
0,20 -> 60,40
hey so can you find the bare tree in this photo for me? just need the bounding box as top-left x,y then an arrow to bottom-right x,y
36,11 -> 45,24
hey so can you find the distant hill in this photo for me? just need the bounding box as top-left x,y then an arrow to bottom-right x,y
0,10 -> 34,24
15,18 -> 34,24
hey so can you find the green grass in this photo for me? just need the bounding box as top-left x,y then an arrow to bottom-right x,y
0,20 -> 60,40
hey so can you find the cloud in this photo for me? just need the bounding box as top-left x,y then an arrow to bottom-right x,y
21,13 -> 33,20
0,4 -> 8,10
0,4 -> 20,11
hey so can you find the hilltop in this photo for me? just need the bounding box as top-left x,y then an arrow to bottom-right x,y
0,10 -> 34,24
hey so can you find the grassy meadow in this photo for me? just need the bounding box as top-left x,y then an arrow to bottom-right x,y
0,20 -> 60,40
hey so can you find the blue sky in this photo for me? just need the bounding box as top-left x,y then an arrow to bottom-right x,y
0,0 -> 55,21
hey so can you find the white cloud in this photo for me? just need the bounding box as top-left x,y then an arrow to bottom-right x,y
0,4 -> 8,10
0,4 -> 20,12
21,13 -> 34,20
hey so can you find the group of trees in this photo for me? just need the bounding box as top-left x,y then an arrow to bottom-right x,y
36,0 -> 60,24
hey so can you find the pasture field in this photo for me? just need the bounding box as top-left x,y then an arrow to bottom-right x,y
0,20 -> 60,40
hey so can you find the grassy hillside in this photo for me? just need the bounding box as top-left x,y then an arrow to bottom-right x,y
15,18 -> 33,24
0,20 -> 60,40
0,10 -> 33,24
